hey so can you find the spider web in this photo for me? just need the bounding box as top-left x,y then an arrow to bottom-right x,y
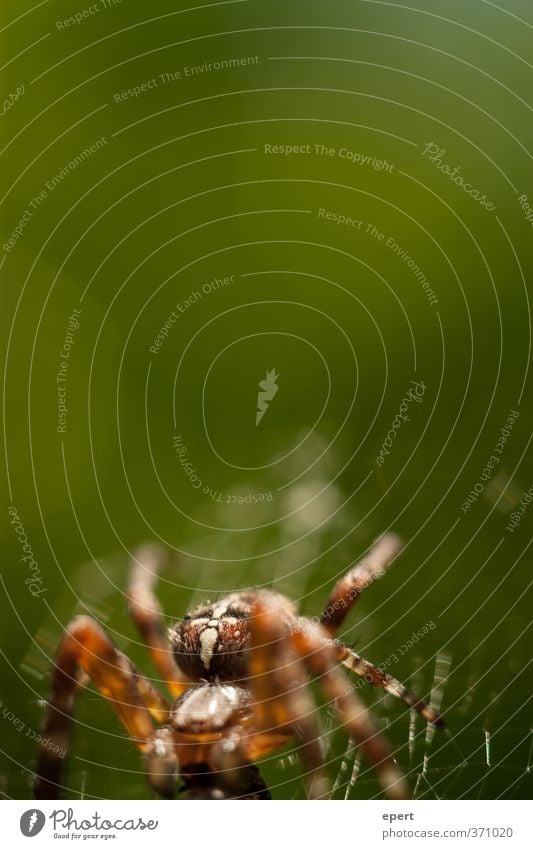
323,650 -> 533,801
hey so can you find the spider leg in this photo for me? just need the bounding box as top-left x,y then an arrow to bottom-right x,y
321,533 -> 402,636
291,620 -> 409,800
247,593 -> 329,799
335,644 -> 445,727
34,615 -> 177,799
127,544 -> 190,697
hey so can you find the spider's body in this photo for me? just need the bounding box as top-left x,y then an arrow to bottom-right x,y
34,536 -> 444,800
171,683 -> 251,736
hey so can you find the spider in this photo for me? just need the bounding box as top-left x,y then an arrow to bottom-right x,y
34,533 -> 444,800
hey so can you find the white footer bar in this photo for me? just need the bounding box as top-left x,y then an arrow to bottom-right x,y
3,800 -> 529,848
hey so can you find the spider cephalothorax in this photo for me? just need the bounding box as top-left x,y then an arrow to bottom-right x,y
34,535 -> 445,801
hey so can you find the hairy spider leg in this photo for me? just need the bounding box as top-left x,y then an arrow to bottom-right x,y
127,544 -> 191,698
318,533 -> 445,726
334,643 -> 445,727
246,594 -> 329,799
34,615 -> 177,799
291,620 -> 410,800
320,533 -> 403,636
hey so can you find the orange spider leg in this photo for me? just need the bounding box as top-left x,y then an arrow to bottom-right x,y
321,533 -> 403,636
127,545 -> 191,698
245,593 -> 329,798
291,620 -> 409,800
34,615 -> 177,799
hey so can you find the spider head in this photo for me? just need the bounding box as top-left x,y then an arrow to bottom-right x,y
170,592 -> 253,682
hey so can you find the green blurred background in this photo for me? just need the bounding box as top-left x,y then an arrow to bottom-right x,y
1,0 -> 532,800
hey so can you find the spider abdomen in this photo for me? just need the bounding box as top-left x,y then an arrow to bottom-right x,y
171,683 -> 251,734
